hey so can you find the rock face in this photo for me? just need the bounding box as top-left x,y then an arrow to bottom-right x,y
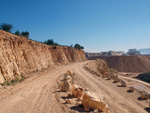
0,30 -> 86,83
82,91 -> 109,113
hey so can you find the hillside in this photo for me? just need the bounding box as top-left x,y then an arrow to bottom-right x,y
0,30 -> 86,83
88,55 -> 150,72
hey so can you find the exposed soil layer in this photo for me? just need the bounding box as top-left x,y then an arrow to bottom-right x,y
0,30 -> 86,83
88,56 -> 150,72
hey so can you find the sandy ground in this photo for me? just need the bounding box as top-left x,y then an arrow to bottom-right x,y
0,60 -> 149,113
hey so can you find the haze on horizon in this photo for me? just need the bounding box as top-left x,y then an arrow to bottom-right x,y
0,0 -> 150,52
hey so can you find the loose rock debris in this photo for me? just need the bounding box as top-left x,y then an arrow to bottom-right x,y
57,71 -> 111,113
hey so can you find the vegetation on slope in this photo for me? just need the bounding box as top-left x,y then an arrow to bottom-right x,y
0,23 -> 84,50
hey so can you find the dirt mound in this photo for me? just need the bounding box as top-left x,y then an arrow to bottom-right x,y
85,59 -> 109,76
88,56 -> 150,72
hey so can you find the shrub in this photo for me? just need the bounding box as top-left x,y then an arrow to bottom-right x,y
0,83 -> 5,86
5,81 -> 10,86
43,39 -> 59,45
21,31 -> 29,39
15,30 -> 21,36
74,44 -> 84,50
0,75 -> 25,86
0,23 -> 13,32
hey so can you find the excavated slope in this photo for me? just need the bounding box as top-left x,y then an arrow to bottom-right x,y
0,30 -> 86,83
88,56 -> 150,73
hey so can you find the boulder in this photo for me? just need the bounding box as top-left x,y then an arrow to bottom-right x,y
66,70 -> 73,75
72,85 -> 83,98
120,80 -> 127,87
82,91 -> 109,113
60,80 -> 72,92
67,92 -> 73,98
65,99 -> 72,104
129,86 -> 135,92
77,97 -> 82,101
113,75 -> 120,83
65,75 -> 72,83
76,101 -> 82,105
106,74 -> 111,80
93,109 -> 99,113
140,93 -> 150,100
98,73 -> 102,77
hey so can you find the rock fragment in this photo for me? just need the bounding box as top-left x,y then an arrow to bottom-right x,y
82,91 -> 109,113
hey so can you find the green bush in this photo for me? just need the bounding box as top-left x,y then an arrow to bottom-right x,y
15,30 -> 21,36
0,23 -> 13,32
0,75 -> 25,86
5,81 -> 10,86
21,31 -> 29,39
43,39 -> 58,45
0,83 -> 5,86
74,44 -> 84,50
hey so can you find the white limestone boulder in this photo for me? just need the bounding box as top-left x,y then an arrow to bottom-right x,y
82,91 -> 109,113
120,80 -> 127,87
60,80 -> 72,92
72,85 -> 83,98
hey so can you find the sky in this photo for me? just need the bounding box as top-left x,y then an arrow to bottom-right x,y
0,0 -> 150,52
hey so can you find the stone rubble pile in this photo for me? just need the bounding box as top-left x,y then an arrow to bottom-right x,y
84,60 -> 150,108
60,70 -> 110,113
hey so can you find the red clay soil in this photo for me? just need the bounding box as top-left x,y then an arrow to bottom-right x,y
88,55 -> 150,73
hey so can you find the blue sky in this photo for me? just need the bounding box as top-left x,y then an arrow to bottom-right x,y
0,0 -> 150,52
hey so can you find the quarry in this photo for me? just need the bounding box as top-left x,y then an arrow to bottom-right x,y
0,30 -> 150,113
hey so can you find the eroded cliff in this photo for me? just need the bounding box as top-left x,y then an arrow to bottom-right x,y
0,30 -> 86,83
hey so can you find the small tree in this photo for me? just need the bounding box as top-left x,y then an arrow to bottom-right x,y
15,30 -> 21,36
0,23 -> 13,32
44,39 -> 59,45
45,39 -> 54,45
21,31 -> 29,39
74,44 -> 84,50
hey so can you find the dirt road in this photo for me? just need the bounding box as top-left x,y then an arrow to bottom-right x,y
0,61 -> 149,113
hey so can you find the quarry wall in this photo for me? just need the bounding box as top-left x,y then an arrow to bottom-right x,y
0,30 -> 86,83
